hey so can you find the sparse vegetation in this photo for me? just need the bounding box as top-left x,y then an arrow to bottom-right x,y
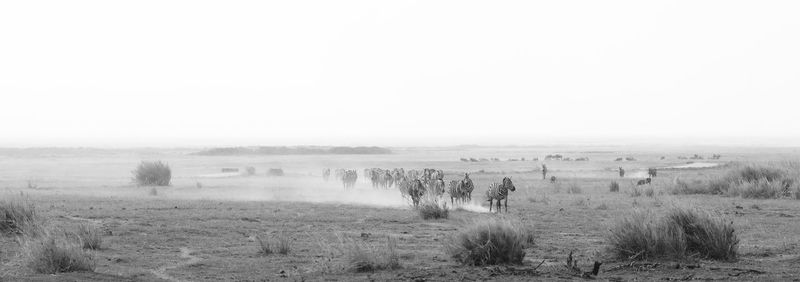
74,224 -> 102,250
445,218 -> 529,266
1,199 -> 39,235
21,230 -> 96,274
609,181 -> 619,192
566,182 -> 582,194
418,197 -> 449,220
606,206 -> 738,261
630,186 -> 642,197
256,233 -> 292,255
644,186 -> 655,197
671,162 -> 800,199
132,161 -> 171,186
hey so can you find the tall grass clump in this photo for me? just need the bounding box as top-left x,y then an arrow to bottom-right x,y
1,199 -> 40,235
21,231 -> 95,274
132,161 -> 171,186
315,235 -> 401,273
418,196 -> 449,220
609,181 -> 620,192
445,218 -> 529,265
74,224 -> 102,250
606,206 -> 737,261
702,162 -> 799,199
256,233 -> 293,255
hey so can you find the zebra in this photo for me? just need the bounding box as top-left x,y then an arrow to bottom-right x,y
342,170 -> 358,189
542,164 -> 548,180
461,173 -> 474,201
619,167 -> 625,178
429,179 -> 446,197
648,168 -> 657,178
322,168 -> 331,181
407,179 -> 425,207
486,177 -> 516,213
448,180 -> 463,205
636,177 -> 652,186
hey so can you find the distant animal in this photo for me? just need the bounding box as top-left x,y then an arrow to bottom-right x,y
542,164 -> 548,180
486,177 -> 516,213
648,168 -> 657,178
267,168 -> 284,176
550,176 -> 557,183
429,179 -> 446,197
322,168 -> 331,181
341,169 -> 358,189
448,173 -> 475,204
461,173 -> 474,201
619,167 -> 625,178
636,178 -> 652,186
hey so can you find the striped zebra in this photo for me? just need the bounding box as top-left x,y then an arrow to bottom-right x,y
429,179 -> 445,197
461,173 -> 474,201
342,170 -> 358,189
648,168 -> 657,178
407,179 -> 425,207
448,180 -> 463,205
486,177 -> 516,213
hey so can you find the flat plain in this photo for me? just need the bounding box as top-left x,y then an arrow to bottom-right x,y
1,146 -> 799,281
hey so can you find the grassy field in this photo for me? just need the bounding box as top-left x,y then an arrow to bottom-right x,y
1,146 -> 800,281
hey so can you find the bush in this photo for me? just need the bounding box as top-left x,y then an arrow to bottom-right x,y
21,231 -> 95,274
1,199 -> 39,235
245,166 -> 256,175
344,236 -> 400,272
609,181 -> 619,192
132,161 -> 171,186
418,198 -> 449,220
606,206 -> 737,261
699,162 -> 800,199
445,219 -> 529,265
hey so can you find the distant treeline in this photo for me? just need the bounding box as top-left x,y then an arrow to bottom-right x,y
193,146 -> 391,156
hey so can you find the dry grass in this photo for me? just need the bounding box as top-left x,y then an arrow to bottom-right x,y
644,186 -> 655,197
315,235 -> 401,273
20,230 -> 96,274
672,162 -> 800,199
132,161 -> 171,186
444,218 -> 529,266
609,181 -> 620,192
74,224 -> 102,250
566,182 -> 582,194
629,186 -> 642,197
256,233 -> 292,255
1,199 -> 40,235
606,206 -> 738,261
418,197 -> 449,220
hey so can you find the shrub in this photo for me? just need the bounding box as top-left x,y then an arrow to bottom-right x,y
606,206 -> 737,261
566,182 -> 582,194
1,199 -> 39,235
700,162 -> 800,199
132,161 -> 171,186
444,219 -> 528,265
609,181 -> 619,192
245,166 -> 256,175
21,231 -> 95,274
418,198 -> 449,220
74,224 -> 102,250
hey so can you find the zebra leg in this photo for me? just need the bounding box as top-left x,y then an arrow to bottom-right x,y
504,198 -> 508,213
488,200 -> 492,212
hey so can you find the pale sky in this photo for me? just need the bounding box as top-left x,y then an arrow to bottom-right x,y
1,1 -> 799,147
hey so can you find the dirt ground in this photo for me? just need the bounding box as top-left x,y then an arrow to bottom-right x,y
1,146 -> 800,281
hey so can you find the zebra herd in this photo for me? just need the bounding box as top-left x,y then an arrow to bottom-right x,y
323,168 -> 358,189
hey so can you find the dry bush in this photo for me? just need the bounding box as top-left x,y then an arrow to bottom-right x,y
132,161 -> 171,186
606,206 -> 737,261
566,182 -> 582,194
21,230 -> 95,274
1,199 -> 40,235
444,218 -> 529,266
418,197 -> 449,220
609,181 -> 620,192
74,224 -> 102,250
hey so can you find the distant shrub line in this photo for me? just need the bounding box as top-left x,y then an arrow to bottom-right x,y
194,146 -> 391,156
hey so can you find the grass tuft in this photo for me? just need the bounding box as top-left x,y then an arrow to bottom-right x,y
418,197 -> 449,220
0,199 -> 40,235
444,218 -> 529,266
21,230 -> 96,274
606,206 -> 737,261
74,224 -> 102,250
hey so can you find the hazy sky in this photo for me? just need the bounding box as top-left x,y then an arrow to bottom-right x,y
1,1 -> 799,147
